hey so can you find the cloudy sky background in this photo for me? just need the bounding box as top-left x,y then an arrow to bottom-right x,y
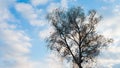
0,0 -> 120,68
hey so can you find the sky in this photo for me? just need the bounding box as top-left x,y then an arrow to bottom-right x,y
0,0 -> 120,68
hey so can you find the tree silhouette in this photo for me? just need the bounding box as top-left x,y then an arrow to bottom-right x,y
46,7 -> 113,68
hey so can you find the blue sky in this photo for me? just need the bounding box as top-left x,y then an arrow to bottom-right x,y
0,0 -> 120,68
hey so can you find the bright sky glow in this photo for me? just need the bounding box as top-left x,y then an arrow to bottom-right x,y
0,0 -> 120,68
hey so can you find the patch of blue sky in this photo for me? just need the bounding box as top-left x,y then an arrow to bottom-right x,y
16,0 -> 30,3
30,39 -> 49,60
8,6 -> 30,28
7,2 -> 48,61
29,30 -> 49,61
73,0 -> 117,18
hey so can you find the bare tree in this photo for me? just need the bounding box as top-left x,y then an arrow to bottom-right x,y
46,7 -> 113,68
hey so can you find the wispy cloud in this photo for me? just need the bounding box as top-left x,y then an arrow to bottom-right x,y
97,4 -> 120,67
0,1 -> 38,68
15,3 -> 45,26
113,5 -> 120,15
31,0 -> 49,6
0,0 -> 66,68
47,2 -> 60,12
0,15 -> 34,68
39,26 -> 54,39
0,14 -> 35,68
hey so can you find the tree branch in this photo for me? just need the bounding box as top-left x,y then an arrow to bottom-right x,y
61,35 -> 78,64
67,34 -> 79,45
78,25 -> 93,65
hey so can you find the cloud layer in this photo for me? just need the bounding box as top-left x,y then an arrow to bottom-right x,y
0,0 -> 120,68
0,0 -> 69,68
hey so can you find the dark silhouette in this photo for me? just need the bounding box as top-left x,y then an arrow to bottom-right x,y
46,7 -> 113,68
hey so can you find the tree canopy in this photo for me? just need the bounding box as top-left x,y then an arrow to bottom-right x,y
46,7 -> 113,68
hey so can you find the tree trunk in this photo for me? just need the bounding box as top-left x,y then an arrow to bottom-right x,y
73,63 -> 82,68
78,64 -> 82,68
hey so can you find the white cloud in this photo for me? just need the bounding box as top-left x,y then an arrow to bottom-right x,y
113,5 -> 120,15
47,0 -> 69,12
1,29 -> 31,52
61,0 -> 68,8
0,1 -> 40,68
39,26 -> 54,39
15,3 -> 45,26
47,2 -> 60,12
0,22 -> 35,68
15,3 -> 36,18
101,6 -> 108,10
46,53 -> 65,68
102,0 -> 115,2
96,14 -> 120,68
31,0 -> 49,6
97,15 -> 120,38
26,52 -> 66,68
98,4 -> 120,68
97,58 -> 120,68
0,0 -> 16,9
0,1 -> 67,68
0,1 -> 65,68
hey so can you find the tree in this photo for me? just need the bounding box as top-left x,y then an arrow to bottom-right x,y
46,7 -> 113,68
